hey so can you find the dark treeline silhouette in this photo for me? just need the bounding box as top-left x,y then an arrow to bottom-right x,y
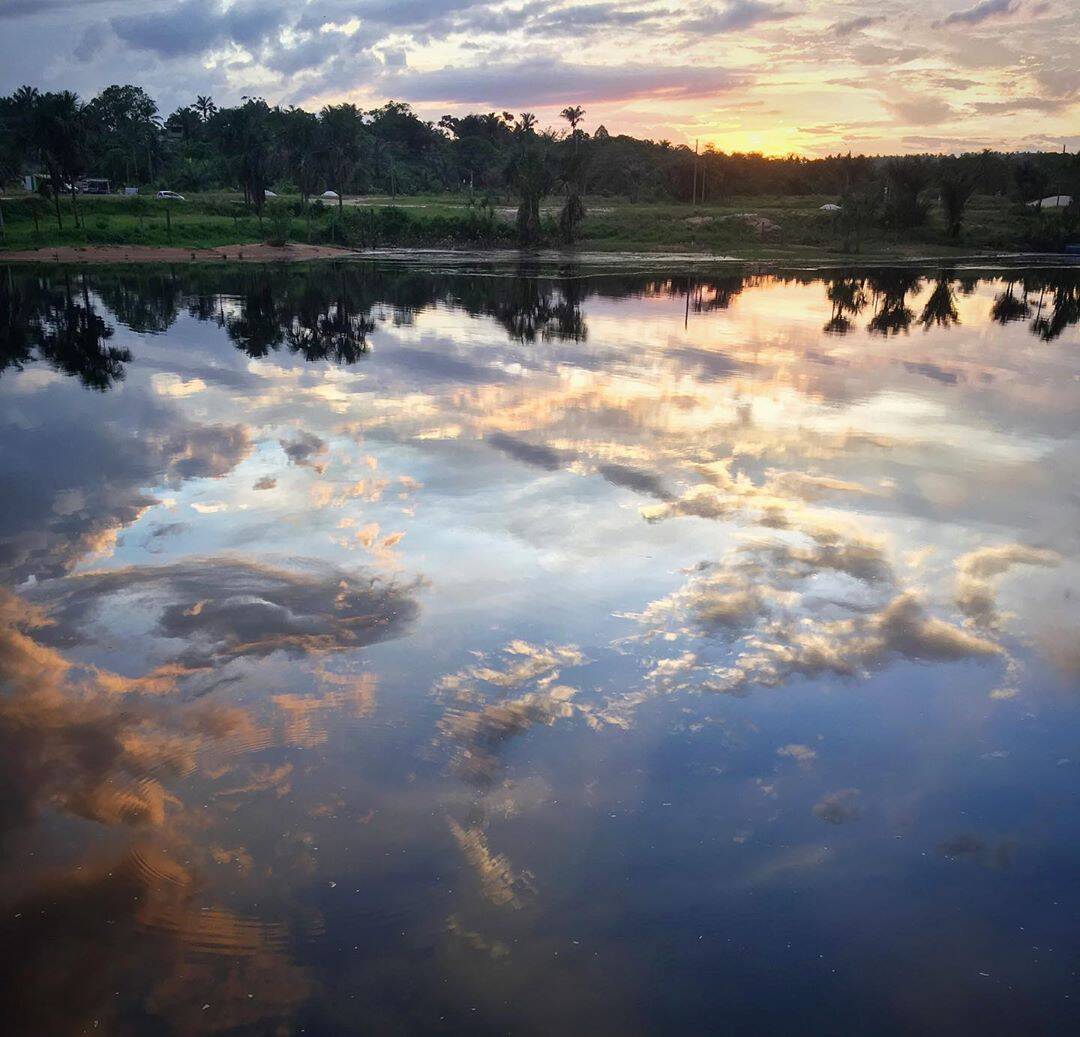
2,264 -> 1077,393
2,84 -> 1079,247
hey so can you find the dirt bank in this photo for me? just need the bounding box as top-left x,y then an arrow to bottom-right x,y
0,242 -> 360,264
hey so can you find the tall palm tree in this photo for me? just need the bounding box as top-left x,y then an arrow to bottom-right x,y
560,105 -> 586,154
194,95 -> 217,123
557,107 -> 587,241
560,105 -> 585,133
517,112 -> 537,134
507,132 -> 555,246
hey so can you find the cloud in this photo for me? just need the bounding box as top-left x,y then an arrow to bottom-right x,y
381,58 -> 743,107
851,43 -> 924,66
73,21 -> 107,62
525,2 -> 671,35
0,0 -> 117,17
937,0 -> 1019,27
35,558 -> 422,671
954,543 -> 1060,628
0,387 -> 250,583
0,588 -> 257,837
279,430 -> 328,472
621,512 -> 1007,703
434,641 -> 586,786
884,94 -> 958,125
273,672 -> 377,748
681,1 -> 794,34
447,816 -> 535,907
833,15 -> 886,36
111,0 -> 288,59
777,742 -> 817,762
597,462 -> 673,500
813,788 -> 861,824
968,95 -> 1076,115
485,431 -> 571,471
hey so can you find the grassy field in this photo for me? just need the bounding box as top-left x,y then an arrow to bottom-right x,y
0,189 -> 1072,259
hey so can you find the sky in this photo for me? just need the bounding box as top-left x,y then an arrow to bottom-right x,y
0,0 -> 1077,155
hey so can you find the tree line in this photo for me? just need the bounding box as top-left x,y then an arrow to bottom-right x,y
1,83 -> 1078,244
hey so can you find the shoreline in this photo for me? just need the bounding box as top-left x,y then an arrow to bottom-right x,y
0,240 -> 1076,270
0,242 -> 362,264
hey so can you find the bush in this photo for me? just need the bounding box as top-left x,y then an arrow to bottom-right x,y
266,207 -> 292,247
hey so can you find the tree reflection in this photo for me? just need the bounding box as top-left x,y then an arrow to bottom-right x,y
0,268 -> 131,390
1029,272 -> 1079,342
991,278 -> 1031,324
867,270 -> 922,336
2,264 -> 1078,391
919,274 -> 960,331
823,275 -> 868,335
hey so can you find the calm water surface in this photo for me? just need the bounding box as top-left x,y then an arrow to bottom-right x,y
1,261 -> 1078,1035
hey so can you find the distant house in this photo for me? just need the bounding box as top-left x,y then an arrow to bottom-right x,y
78,178 -> 112,195
1028,195 -> 1073,209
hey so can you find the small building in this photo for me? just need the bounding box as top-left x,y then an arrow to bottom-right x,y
78,178 -> 112,195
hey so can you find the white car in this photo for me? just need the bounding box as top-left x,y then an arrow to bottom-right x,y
156,190 -> 186,201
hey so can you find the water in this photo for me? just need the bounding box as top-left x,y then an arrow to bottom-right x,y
1,260 -> 1078,1035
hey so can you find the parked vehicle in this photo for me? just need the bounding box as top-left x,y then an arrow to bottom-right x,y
155,190 -> 186,201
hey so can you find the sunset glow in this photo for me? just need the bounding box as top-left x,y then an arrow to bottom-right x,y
1,1 -> 1077,154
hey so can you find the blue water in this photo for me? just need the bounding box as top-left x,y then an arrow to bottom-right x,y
0,261 -> 1078,1035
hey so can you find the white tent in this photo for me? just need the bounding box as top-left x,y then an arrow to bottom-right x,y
321,190 -> 340,199
1028,195 -> 1072,209
819,203 -> 842,212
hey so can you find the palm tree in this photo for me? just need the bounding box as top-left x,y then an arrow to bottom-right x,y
220,99 -> 275,214
318,103 -> 365,211
517,112 -> 537,134
194,95 -> 217,123
507,132 -> 555,246
557,107 -> 587,242
559,106 -> 586,154
560,105 -> 585,134
938,159 -> 979,239
34,91 -> 90,229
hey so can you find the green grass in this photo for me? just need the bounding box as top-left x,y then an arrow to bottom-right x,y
0,189 -> 1073,258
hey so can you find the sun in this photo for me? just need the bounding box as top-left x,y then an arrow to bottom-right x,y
698,126 -> 803,157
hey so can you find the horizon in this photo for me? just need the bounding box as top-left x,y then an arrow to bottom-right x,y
1,0 -> 1077,158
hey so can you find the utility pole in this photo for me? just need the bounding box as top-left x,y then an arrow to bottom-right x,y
692,139 -> 699,206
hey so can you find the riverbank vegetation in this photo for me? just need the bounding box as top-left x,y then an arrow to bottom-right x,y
2,84 -> 1078,255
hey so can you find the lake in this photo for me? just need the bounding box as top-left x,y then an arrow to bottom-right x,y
1,259 -> 1078,1035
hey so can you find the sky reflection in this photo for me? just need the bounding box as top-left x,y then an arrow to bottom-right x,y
1,261 -> 1078,1035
